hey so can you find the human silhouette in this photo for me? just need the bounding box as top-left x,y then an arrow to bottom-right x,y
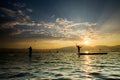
76,45 -> 82,57
29,46 -> 32,58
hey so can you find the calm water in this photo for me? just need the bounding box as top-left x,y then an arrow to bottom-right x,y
0,52 -> 120,80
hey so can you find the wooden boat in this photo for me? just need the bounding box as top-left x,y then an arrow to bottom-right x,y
78,52 -> 107,55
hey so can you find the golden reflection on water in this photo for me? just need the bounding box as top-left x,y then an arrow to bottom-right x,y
83,55 -> 99,80
84,55 -> 91,71
85,51 -> 89,53
83,55 -> 93,79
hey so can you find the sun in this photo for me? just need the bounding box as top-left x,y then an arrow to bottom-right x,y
83,40 -> 89,45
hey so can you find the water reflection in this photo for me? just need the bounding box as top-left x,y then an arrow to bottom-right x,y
1,52 -> 120,80
84,55 -> 91,68
82,55 -> 103,80
83,55 -> 92,79
85,51 -> 89,53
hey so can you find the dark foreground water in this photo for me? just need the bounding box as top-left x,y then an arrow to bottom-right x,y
0,52 -> 120,80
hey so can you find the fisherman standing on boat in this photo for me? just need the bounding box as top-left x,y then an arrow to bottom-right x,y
29,46 -> 32,58
76,45 -> 82,57
76,45 -> 80,53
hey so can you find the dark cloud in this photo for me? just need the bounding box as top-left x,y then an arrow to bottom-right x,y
0,4 -> 33,41
0,28 -> 24,37
26,8 -> 32,13
0,3 -> 31,29
13,2 -> 26,8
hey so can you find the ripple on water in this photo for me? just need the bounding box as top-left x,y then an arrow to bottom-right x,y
0,72 -> 35,79
88,72 -> 103,79
44,61 -> 70,65
102,74 -> 120,80
43,71 -> 64,77
91,64 -> 118,68
50,67 -> 72,72
110,74 -> 120,77
56,77 -> 72,80
55,73 -> 64,77
103,78 -> 120,80
41,78 -> 71,80
71,70 -> 85,73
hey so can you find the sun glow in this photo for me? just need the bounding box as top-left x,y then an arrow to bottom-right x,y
83,40 -> 89,45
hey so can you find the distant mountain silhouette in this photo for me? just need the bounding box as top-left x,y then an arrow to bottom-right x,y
0,45 -> 120,53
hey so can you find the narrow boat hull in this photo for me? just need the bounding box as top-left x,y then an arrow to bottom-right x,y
78,53 -> 107,55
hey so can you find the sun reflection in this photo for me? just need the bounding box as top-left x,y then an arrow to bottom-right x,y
84,55 -> 92,79
84,55 -> 90,64
85,51 -> 89,53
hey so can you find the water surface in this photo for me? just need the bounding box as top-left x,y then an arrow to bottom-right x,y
0,52 -> 120,80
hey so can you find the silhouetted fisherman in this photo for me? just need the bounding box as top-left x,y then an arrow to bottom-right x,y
76,45 -> 82,57
29,46 -> 32,58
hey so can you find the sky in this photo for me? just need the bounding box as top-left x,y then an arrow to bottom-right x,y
0,0 -> 120,49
